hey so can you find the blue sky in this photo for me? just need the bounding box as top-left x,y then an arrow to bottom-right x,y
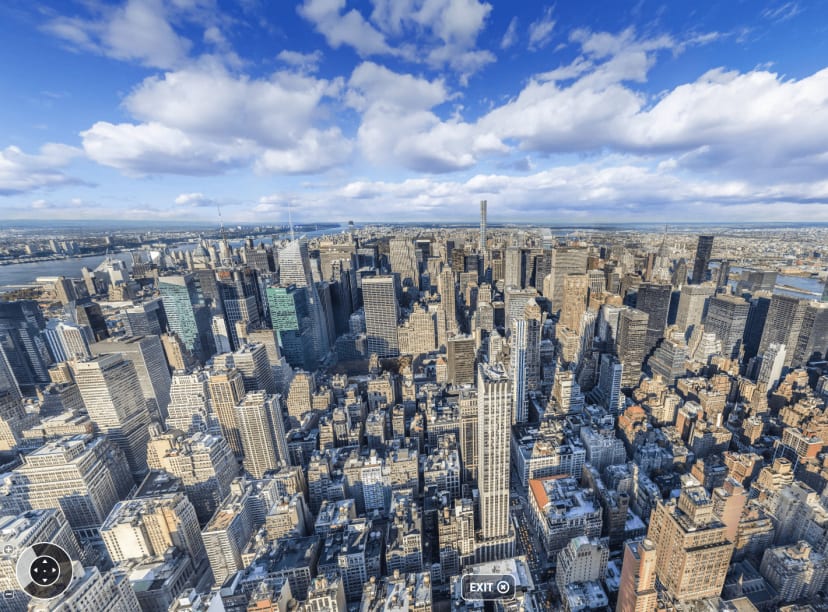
1,0 -> 828,224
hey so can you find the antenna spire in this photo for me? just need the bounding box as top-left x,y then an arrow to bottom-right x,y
288,203 -> 296,242
217,202 -> 226,241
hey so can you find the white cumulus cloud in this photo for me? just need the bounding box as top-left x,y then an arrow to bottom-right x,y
0,144 -> 83,196
299,0 -> 494,81
298,0 -> 393,57
43,0 -> 192,69
81,62 -> 350,175
174,192 -> 215,206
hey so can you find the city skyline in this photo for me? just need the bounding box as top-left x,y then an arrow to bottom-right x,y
2,1 -> 828,223
4,1 -> 828,610
1,216 -> 828,609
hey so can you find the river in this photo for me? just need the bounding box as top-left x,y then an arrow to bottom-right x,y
5,229 -> 821,300
728,266 -> 825,299
0,252 -> 134,290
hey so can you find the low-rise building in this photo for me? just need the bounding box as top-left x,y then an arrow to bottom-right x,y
527,476 -> 602,556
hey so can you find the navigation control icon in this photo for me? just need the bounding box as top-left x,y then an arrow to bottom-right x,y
16,543 -> 73,600
30,556 -> 60,587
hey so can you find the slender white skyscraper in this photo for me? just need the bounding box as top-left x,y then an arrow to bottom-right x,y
479,200 -> 487,252
476,363 -> 515,561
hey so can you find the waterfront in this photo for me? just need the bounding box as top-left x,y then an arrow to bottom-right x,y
0,225 -> 349,291
0,252 -> 134,290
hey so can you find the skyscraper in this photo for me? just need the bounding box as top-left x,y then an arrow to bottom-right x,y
704,294 -> 750,359
35,563 -> 140,611
504,286 -> 537,337
547,247 -> 589,312
90,335 -> 172,421
743,294 -> 771,360
671,258 -> 688,288
0,508 -> 82,611
398,305 -> 438,356
389,238 -> 419,289
165,370 -> 212,434
647,336 -> 688,385
616,308 -> 649,389
278,240 -> 314,288
476,363 -> 515,561
674,283 -> 715,336
635,282 -> 672,354
216,267 -> 263,350
505,247 -> 525,289
101,492 -> 206,572
74,354 -> 152,481
363,276 -> 400,357
0,300 -> 51,391
510,299 -> 542,424
146,430 -> 237,523
438,268 -> 457,335
0,342 -> 21,400
438,499 -> 476,578
160,332 -> 195,372
595,353 -> 623,414
647,479 -> 733,603
124,299 -> 166,337
616,538 -> 658,612
267,284 -> 314,370
560,273 -> 589,332
716,259 -> 731,288
12,435 -> 134,539
278,240 -> 332,361
207,368 -> 246,456
44,320 -> 91,362
235,391 -> 289,478
211,314 -> 232,354
0,387 -> 27,452
54,275 -> 78,305
760,541 -> 828,604
791,301 -> 828,367
479,199 -> 487,252
691,235 -> 714,284
72,300 -> 109,342
555,536 -> 609,594
201,481 -> 256,586
159,274 -> 214,362
229,342 -> 277,395
447,335 -> 476,386
285,370 -> 316,428
758,294 -> 808,366
757,343 -> 786,389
